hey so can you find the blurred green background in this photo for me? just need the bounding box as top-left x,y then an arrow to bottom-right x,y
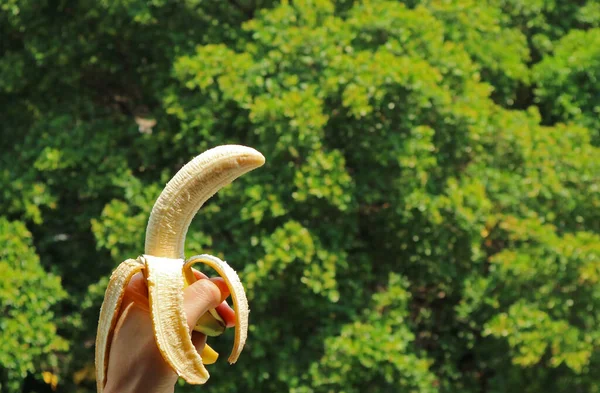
1,0 -> 599,392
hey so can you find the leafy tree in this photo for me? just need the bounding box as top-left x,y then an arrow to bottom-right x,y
533,28 -> 600,144
0,1 -> 598,392
0,218 -> 67,392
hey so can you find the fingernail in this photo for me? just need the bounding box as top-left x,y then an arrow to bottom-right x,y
210,277 -> 230,303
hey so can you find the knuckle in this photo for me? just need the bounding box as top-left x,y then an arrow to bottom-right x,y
189,279 -> 221,307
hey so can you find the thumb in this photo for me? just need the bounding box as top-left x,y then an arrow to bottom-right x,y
183,278 -> 222,331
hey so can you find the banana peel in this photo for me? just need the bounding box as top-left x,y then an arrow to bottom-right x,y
95,145 -> 265,392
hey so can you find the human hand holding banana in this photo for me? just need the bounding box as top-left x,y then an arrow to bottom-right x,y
95,145 -> 265,392
100,269 -> 235,393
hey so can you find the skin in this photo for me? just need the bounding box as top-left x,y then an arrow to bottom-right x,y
104,270 -> 236,393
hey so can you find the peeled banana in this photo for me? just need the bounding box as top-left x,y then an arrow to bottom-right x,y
95,145 -> 265,392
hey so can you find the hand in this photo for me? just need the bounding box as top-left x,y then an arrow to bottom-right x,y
103,270 -> 236,393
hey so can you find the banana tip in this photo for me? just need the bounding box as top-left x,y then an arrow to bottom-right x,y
239,149 -> 265,168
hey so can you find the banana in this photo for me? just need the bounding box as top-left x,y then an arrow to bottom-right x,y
95,145 -> 265,392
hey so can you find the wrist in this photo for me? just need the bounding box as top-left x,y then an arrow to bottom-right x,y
104,383 -> 175,393
103,372 -> 176,393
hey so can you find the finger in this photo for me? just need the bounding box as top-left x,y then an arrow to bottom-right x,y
192,330 -> 218,365
191,331 -> 207,353
119,273 -> 149,318
192,268 -> 209,281
127,272 -> 148,295
210,277 -> 230,302
121,289 -> 150,314
183,278 -> 221,331
191,268 -> 230,303
191,270 -> 229,303
215,301 -> 236,328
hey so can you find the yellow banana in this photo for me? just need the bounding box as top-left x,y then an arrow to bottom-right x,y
95,145 -> 265,392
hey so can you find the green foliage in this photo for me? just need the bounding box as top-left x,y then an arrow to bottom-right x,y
0,218 -> 67,392
1,0 -> 599,392
533,28 -> 600,144
305,273 -> 438,393
492,0 -> 600,55
416,0 -> 531,105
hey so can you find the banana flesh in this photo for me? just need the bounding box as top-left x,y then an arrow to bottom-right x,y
95,145 -> 265,392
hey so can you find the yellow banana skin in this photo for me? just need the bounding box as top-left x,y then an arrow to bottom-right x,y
195,309 -> 226,337
95,145 -> 265,392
